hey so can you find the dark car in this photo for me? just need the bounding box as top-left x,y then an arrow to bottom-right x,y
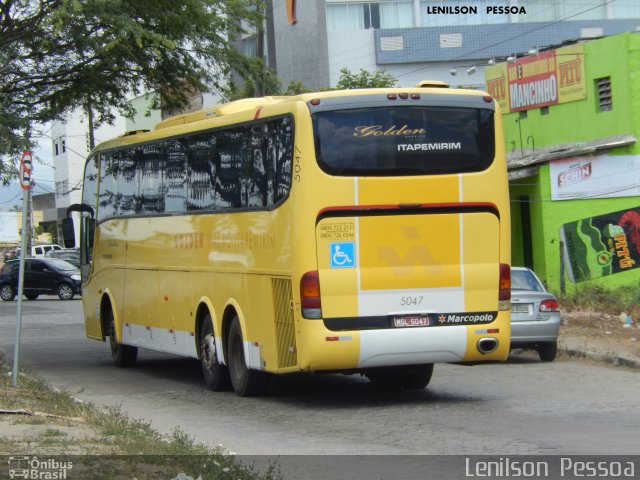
47,248 -> 80,268
0,258 -> 81,301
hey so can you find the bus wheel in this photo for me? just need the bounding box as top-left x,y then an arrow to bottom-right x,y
200,314 -> 231,391
366,364 -> 434,390
402,364 -> 434,390
227,316 -> 269,397
106,308 -> 138,367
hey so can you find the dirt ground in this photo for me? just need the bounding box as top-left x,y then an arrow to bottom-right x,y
559,310 -> 640,362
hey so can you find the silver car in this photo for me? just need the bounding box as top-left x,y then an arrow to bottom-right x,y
510,267 -> 561,361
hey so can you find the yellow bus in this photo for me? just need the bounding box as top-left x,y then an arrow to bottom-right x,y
63,84 -> 511,396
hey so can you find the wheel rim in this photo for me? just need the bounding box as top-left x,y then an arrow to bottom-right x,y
59,284 -> 73,299
202,333 -> 217,375
1,285 -> 13,300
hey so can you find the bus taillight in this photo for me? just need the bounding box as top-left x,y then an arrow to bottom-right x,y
499,263 -> 511,311
301,271 -> 322,319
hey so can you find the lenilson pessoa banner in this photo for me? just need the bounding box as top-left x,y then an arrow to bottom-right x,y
485,44 -> 586,113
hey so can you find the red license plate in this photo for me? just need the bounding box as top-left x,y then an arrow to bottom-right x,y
393,315 -> 430,328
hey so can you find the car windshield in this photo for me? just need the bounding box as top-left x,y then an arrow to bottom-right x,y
511,269 -> 545,292
46,259 -> 78,272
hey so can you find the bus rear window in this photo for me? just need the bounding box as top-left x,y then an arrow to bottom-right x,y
312,106 -> 495,176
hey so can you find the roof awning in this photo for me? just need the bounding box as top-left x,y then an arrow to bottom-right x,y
507,134 -> 637,180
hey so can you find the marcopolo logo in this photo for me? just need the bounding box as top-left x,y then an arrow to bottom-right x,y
8,456 -> 73,479
437,312 -> 496,325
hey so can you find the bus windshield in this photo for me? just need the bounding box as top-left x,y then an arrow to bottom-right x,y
312,106 -> 495,176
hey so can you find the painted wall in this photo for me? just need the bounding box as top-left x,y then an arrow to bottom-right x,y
502,33 -> 640,293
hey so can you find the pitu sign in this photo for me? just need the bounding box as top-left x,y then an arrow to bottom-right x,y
484,44 -> 586,113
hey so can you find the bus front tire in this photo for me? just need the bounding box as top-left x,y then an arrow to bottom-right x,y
200,314 -> 231,391
227,316 -> 269,397
106,309 -> 138,367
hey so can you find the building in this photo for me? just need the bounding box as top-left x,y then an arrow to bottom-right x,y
50,109 -> 126,241
486,32 -> 640,293
263,0 -> 640,89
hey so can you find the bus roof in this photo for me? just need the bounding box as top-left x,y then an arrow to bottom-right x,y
92,85 -> 490,155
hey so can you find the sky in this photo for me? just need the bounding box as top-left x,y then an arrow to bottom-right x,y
0,125 -> 56,211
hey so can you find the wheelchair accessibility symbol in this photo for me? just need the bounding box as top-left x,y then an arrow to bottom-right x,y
330,242 -> 355,268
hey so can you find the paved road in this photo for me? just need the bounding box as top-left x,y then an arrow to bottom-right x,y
1,299 -> 639,464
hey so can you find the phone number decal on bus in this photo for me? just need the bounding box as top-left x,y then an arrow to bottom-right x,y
319,223 -> 355,240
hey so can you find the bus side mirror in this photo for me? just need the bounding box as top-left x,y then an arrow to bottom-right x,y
62,218 -> 76,248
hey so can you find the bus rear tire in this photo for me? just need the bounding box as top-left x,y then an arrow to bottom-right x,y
227,316 -> 269,397
366,364 -> 434,390
106,308 -> 138,367
200,314 -> 231,391
402,364 -> 434,389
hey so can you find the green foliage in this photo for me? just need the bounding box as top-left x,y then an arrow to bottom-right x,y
222,57 -> 283,101
558,283 -> 640,314
335,67 -> 397,89
0,0 -> 259,182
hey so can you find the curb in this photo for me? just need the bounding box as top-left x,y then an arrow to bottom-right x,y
559,348 -> 640,369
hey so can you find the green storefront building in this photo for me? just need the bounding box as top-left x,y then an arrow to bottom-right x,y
485,32 -> 640,294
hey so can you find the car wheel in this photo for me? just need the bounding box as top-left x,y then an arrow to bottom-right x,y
106,308 -> 138,367
57,283 -> 74,300
0,284 -> 16,301
538,341 -> 558,362
200,314 -> 231,391
227,316 -> 269,396
25,293 -> 39,300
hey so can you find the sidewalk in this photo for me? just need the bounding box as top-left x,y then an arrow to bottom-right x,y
558,312 -> 640,369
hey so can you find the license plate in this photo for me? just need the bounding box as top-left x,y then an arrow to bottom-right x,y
511,304 -> 531,314
393,315 -> 430,328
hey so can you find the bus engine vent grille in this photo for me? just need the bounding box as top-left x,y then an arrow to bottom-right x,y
272,277 -> 297,368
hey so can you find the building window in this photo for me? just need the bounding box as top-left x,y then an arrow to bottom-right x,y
243,36 -> 256,57
327,2 -> 413,31
611,0 -> 640,18
595,77 -> 612,112
55,180 -> 69,199
54,143 -> 59,156
61,140 -> 66,153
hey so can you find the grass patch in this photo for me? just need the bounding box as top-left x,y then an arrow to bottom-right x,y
558,283 -> 640,315
0,356 -> 281,479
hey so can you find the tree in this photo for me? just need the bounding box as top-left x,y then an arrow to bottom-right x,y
0,0 -> 259,183
335,67 -> 397,89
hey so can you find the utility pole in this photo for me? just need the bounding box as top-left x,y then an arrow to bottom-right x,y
13,151 -> 32,386
255,2 -> 265,97
25,184 -> 33,257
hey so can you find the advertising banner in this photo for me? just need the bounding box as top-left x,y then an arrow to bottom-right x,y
560,207 -> 640,283
485,44 -> 586,113
549,154 -> 640,201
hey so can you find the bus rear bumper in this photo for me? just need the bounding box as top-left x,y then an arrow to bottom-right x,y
297,319 -> 509,372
